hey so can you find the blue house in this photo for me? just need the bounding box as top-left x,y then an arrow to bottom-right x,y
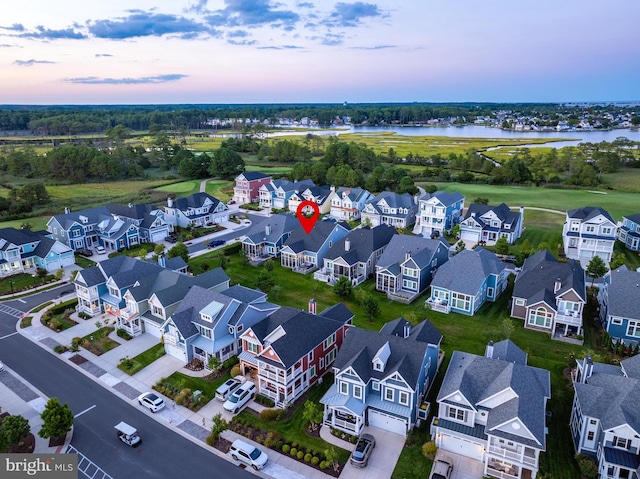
427,248 -> 508,315
599,265 -> 640,346
617,213 -> 640,252
414,191 -> 465,237
242,213 -> 300,263
0,227 -> 75,277
259,179 -> 315,211
320,318 -> 442,436
375,235 -> 450,303
280,220 -> 351,273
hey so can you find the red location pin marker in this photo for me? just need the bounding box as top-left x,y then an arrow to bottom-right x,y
297,200 -> 320,234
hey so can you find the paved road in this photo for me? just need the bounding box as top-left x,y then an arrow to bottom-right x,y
0,304 -> 253,479
186,212 -> 269,255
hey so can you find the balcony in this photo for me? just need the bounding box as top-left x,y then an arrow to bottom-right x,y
259,369 -> 286,384
555,312 -> 582,326
119,308 -> 139,321
486,460 -> 519,479
163,335 -> 183,349
426,298 -> 451,314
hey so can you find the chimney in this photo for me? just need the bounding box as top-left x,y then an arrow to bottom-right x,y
158,254 -> 166,268
485,340 -> 494,359
167,197 -> 173,208
265,224 -> 271,236
403,322 -> 411,338
345,238 -> 351,252
405,250 -> 411,261
583,356 -> 593,383
308,298 -> 316,315
554,277 -> 562,293
128,202 -> 133,208
64,207 -> 70,214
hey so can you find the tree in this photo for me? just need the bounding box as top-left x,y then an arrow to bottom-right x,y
585,256 -> 608,287
302,400 -> 323,432
361,293 -> 381,322
217,253 -> 228,270
455,240 -> 466,255
39,398 -> 74,442
333,276 -> 352,299
397,175 -> 418,195
168,242 -> 189,264
209,413 -> 228,441
495,237 -> 509,255
473,197 -> 489,205
0,414 -> 31,451
324,446 -> 340,472
610,253 -> 626,270
207,356 -> 222,374
209,147 -> 245,179
255,269 -> 275,293
502,319 -> 515,339
154,244 -> 166,256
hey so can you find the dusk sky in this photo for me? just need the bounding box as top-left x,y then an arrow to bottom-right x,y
1,1 -> 639,105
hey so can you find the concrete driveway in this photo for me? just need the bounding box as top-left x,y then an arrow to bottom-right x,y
340,427 -> 406,479
434,450 -> 485,479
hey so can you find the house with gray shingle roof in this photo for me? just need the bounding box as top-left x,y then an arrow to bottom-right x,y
329,187 -> 374,221
162,285 -> 279,365
288,185 -> 336,215
432,340 -> 550,479
427,248 -> 508,315
239,301 -> 352,408
459,203 -> 524,246
511,249 -> 586,338
117,267 -> 230,338
314,224 -> 397,286
320,317 -> 442,436
242,213 -> 300,262
361,191 -> 418,229
280,220 -> 351,273
375,235 -> 450,303
599,265 -> 640,346
571,354 -> 640,477
259,179 -> 315,211
164,193 -> 229,230
617,213 -> 640,252
233,171 -> 272,205
414,190 -> 465,237
562,206 -> 616,263
0,227 -> 75,278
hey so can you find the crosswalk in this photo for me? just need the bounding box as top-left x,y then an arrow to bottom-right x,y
67,445 -> 114,479
0,303 -> 26,318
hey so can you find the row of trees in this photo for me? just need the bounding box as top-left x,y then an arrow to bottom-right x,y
0,182 -> 50,220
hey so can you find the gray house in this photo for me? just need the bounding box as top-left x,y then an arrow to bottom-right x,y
361,191 -> 418,228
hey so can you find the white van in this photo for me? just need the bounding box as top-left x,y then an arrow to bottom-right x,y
223,381 -> 256,414
215,376 -> 246,402
229,439 -> 268,470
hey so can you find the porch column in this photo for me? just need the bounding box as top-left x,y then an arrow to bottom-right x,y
564,324 -> 569,336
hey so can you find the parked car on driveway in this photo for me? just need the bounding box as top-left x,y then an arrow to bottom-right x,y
349,433 -> 376,468
95,245 -> 106,254
165,235 -> 178,243
207,239 -> 226,248
76,249 -> 93,257
429,457 -> 453,479
215,376 -> 246,402
137,392 -> 165,413
223,382 -> 256,414
229,439 -> 268,470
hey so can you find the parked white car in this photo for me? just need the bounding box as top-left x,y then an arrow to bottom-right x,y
137,392 -> 166,413
215,376 -> 246,402
229,439 -> 268,470
95,245 -> 106,255
223,382 -> 256,414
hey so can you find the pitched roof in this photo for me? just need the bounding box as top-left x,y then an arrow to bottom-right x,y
240,171 -> 271,181
223,285 -> 266,304
336,187 -> 371,202
438,341 -> 550,449
171,192 -> 222,211
430,191 -> 465,207
245,213 -> 299,244
624,213 -> 640,224
379,317 -> 443,346
607,266 -> 640,320
463,203 -> 521,229
318,302 -> 354,324
366,191 -> 416,212
282,220 -> 350,253
431,248 -> 506,294
324,224 -> 396,265
377,235 -> 448,271
566,206 -> 615,224
513,249 -> 586,306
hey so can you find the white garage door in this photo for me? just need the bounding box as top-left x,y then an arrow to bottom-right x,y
440,434 -> 484,461
164,343 -> 186,361
143,319 -> 162,338
60,256 -> 75,267
151,231 -> 167,243
368,410 -> 407,436
460,230 -> 480,243
47,260 -> 61,271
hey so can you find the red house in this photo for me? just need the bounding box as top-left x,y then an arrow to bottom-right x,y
239,300 -> 353,408
233,171 -> 272,205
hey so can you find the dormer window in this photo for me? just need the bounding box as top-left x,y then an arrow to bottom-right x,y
373,360 -> 384,372
372,341 -> 391,371
201,327 -> 212,339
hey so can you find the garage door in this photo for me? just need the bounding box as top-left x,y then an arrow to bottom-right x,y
60,256 -> 75,267
460,230 -> 480,243
368,410 -> 407,436
47,260 -> 61,271
151,230 -> 167,243
440,434 -> 484,461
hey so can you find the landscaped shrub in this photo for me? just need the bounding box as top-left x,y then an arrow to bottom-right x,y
297,451 -> 304,460
291,442 -> 299,449
422,440 -> 437,459
70,337 -> 82,352
222,355 -> 239,369
319,461 -> 328,470
254,394 -> 276,407
289,447 -> 297,457
205,435 -> 215,446
311,456 -> 319,465
78,312 -> 91,320
117,328 -> 132,340
230,364 -> 242,378
576,454 -> 598,479
276,441 -> 283,450
304,453 -> 312,463
175,388 -> 192,406
259,408 -> 283,422
263,431 -> 281,448
282,444 -> 290,454
222,243 -> 242,256
256,436 -> 264,444
54,345 -> 67,354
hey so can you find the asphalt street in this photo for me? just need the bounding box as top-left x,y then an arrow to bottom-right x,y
186,212 -> 269,255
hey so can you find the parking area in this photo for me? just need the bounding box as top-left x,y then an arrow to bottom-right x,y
339,427 -> 406,479
434,450 -> 485,479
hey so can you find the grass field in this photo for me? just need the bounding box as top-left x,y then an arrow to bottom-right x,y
204,179 -> 234,200
155,180 -> 202,196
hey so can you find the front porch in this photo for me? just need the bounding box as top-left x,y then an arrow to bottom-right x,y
115,307 -> 143,337
320,384 -> 366,435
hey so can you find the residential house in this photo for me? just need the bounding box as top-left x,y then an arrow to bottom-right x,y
329,187 -> 374,221
288,185 -> 335,215
571,354 -> 640,479
242,213 -> 300,262
314,224 -> 397,286
238,301 -> 353,407
414,191 -> 465,238
232,171 -> 272,205
375,235 -> 450,303
599,265 -> 640,347
259,179 -> 315,211
280,220 -> 351,273
563,206 -> 617,264
73,255 -> 189,317
162,285 -> 279,365
511,249 -> 586,338
360,191 -> 418,229
47,203 -> 169,252
164,193 -> 229,230
320,317 -> 442,436
459,203 -> 524,245
116,267 -> 230,338
431,340 -> 550,479
616,213 -> 640,252
0,227 -> 75,277
427,248 -> 508,315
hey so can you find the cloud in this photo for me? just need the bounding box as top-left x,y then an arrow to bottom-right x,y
228,30 -> 250,38
205,0 -> 300,29
13,59 -> 55,66
321,33 -> 344,46
297,2 -> 314,8
351,44 -> 395,50
186,0 -> 209,13
64,74 -> 188,84
228,38 -> 257,46
95,53 -> 113,57
0,23 -> 25,32
88,13 -> 210,39
257,44 -> 303,50
326,2 -> 383,27
0,43 -> 21,48
17,26 -> 86,40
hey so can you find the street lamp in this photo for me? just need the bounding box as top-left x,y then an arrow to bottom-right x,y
9,279 -> 15,296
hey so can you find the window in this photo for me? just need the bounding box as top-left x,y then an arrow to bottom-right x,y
627,321 -> 640,338
308,351 -> 314,362
589,419 -> 597,425
201,327 -> 212,339
448,406 -> 465,422
487,287 -> 494,297
326,349 -> 336,364
451,292 -> 471,311
324,333 -> 336,349
310,366 -> 316,378
320,357 -> 324,368
399,391 -> 409,405
340,381 -> 348,395
528,308 -> 553,328
353,385 -> 363,399
614,436 -> 631,449
602,227 -> 612,235
372,380 -> 380,391
245,342 -> 259,354
515,298 -> 525,306
587,431 -> 595,441
385,388 -> 394,402
585,225 -> 595,233
612,318 -> 623,325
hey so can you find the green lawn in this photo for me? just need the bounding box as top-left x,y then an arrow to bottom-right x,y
156,371 -> 231,404
81,327 -> 120,356
155,180 -> 202,196
204,179 -> 234,200
118,343 -> 165,375
0,273 -> 54,295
